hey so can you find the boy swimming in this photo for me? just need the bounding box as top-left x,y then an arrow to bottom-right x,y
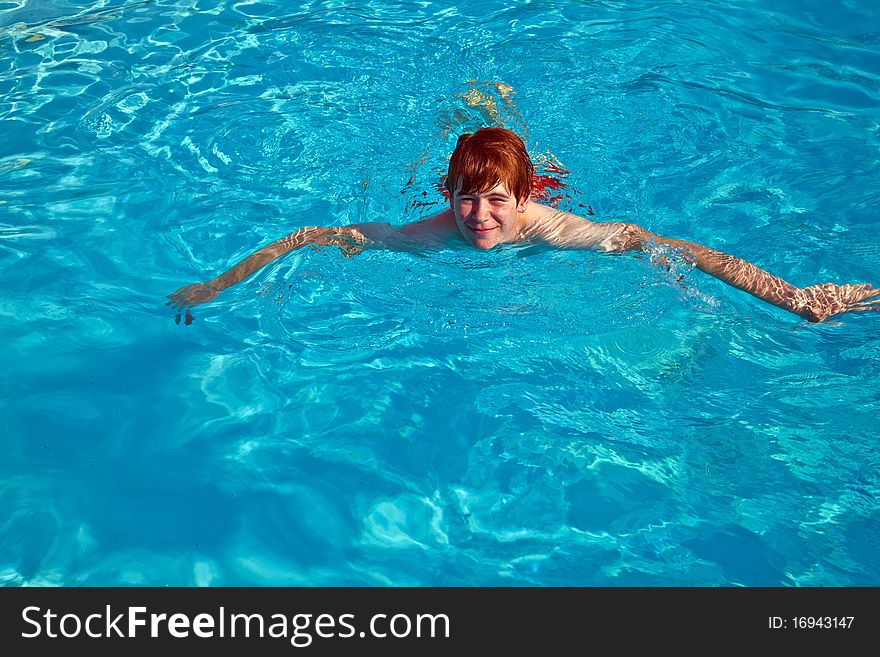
167,127 -> 880,323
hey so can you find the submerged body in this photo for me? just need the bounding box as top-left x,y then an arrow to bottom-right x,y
168,128 -> 880,323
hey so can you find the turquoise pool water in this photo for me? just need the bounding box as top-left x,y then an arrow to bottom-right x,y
1,0 -> 878,586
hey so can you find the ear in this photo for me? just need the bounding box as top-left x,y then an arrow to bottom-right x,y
517,196 -> 530,213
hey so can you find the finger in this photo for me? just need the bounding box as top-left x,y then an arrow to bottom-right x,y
851,291 -> 880,303
848,299 -> 880,311
847,295 -> 880,308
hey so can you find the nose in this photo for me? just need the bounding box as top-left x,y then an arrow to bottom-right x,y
472,199 -> 491,222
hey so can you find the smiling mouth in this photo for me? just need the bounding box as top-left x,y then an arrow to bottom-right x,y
467,225 -> 496,235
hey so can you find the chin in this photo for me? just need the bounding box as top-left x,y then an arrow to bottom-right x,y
470,238 -> 497,250
458,224 -> 501,250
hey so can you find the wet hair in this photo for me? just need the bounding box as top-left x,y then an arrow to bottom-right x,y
445,127 -> 533,203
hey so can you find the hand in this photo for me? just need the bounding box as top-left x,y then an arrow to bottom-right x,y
794,283 -> 880,322
166,281 -> 219,309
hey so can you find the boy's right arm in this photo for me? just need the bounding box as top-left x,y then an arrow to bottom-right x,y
167,214 -> 452,309
167,225 -> 372,309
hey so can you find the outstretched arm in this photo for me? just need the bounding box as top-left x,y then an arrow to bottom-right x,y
167,224 -> 377,309
615,223 -> 880,322
532,208 -> 880,322
166,213 -> 454,309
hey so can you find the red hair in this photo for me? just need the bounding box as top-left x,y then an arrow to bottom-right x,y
445,128 -> 534,202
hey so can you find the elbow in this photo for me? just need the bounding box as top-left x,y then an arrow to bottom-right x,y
612,223 -> 650,252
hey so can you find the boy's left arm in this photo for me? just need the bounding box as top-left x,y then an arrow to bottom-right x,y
545,214 -> 880,322
615,223 -> 880,322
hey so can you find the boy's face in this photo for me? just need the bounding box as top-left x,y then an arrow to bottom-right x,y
451,181 -> 527,250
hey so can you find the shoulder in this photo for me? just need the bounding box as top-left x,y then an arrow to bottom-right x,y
519,202 -> 630,251
402,208 -> 456,238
